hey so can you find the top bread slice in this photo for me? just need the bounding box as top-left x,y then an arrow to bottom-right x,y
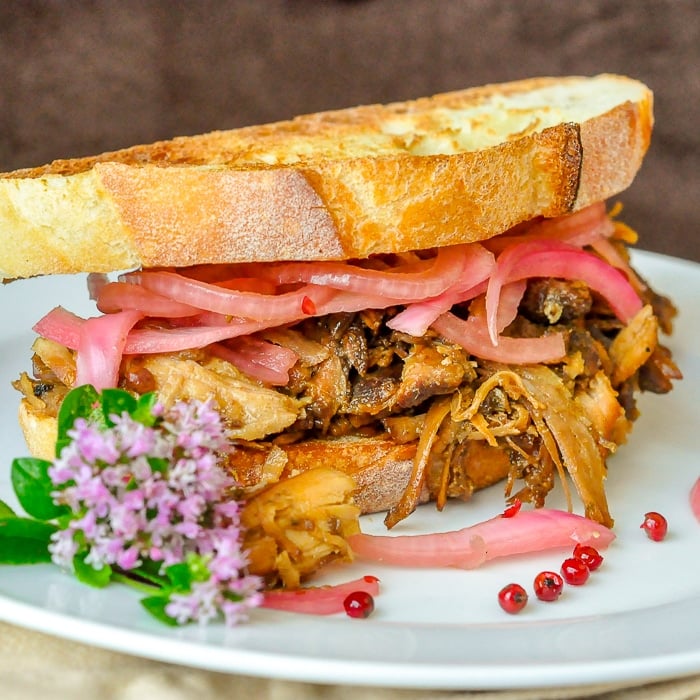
0,74 -> 652,280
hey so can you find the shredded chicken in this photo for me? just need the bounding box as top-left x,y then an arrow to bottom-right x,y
384,395 -> 452,528
141,355 -> 305,440
608,304 -> 658,385
240,468 -> 360,588
513,365 -> 612,527
14,262 -> 682,585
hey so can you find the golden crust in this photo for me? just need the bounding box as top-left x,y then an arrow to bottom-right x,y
277,438 -> 422,514
17,399 -> 57,462
577,97 -> 653,206
17,400 -> 422,513
1,74 -> 652,279
17,402 -> 510,516
97,163 -> 345,266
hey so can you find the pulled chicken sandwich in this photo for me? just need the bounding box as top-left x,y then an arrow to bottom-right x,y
2,74 -> 681,586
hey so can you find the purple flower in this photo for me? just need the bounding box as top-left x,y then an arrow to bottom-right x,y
165,579 -> 220,625
48,529 -> 79,569
176,493 -> 205,521
70,419 -> 121,464
110,501 -> 146,541
48,397 -> 262,626
164,569 -> 262,626
209,545 -> 248,581
116,545 -> 141,570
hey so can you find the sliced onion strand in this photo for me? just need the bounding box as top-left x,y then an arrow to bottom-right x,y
349,508 -> 615,569
261,575 -> 380,615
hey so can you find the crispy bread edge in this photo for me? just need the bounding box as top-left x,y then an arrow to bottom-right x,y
18,399 -> 57,462
16,399 -> 423,514
1,75 -> 653,278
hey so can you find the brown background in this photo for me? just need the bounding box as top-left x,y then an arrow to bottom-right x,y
1,0 -> 698,261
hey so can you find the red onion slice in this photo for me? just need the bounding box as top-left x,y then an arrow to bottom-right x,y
75,310 -> 144,390
261,575 -> 380,615
349,509 -> 615,569
387,245 -> 495,336
122,271 -> 336,322
432,311 -> 566,364
257,244 -> 470,300
691,478 -> 700,523
210,337 -> 298,386
34,307 -> 86,350
87,273 -> 110,301
97,282 -> 200,318
486,202 -> 614,254
486,241 -> 642,344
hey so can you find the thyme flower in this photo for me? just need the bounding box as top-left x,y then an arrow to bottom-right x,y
47,397 -> 263,625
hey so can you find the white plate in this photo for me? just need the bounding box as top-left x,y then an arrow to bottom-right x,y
0,250 -> 699,691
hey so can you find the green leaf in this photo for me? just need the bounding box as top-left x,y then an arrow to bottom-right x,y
140,595 -> 178,626
100,388 -> 137,426
132,393 -> 159,427
0,517 -> 58,539
11,457 -> 69,521
100,389 -> 158,428
55,512 -> 75,530
134,558 -> 169,588
185,553 -> 212,583
73,553 -> 113,588
0,517 -> 56,564
0,500 -> 16,519
147,457 -> 169,476
56,385 -> 102,456
0,537 -> 52,564
165,561 -> 193,592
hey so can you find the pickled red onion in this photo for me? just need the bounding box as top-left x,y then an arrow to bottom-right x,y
97,282 -> 200,317
215,277 -> 277,294
210,337 -> 298,386
34,208 -> 638,373
486,240 -> 574,345
261,575 -> 380,615
75,310 -> 144,390
87,273 -> 110,300
122,320 -> 301,354
256,244 -> 470,300
589,236 -> 647,293
386,283 -> 482,337
491,280 -> 527,333
486,202 -> 614,254
387,245 -> 496,336
532,202 -> 615,246
34,307 -> 85,350
486,241 -> 642,344
691,478 -> 700,523
510,248 -> 642,320
312,289 -> 406,315
122,271 -> 336,321
33,307 -> 303,355
432,312 -> 566,364
349,509 -> 615,569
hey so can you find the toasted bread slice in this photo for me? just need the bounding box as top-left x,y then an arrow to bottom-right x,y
17,399 -> 58,462
0,74 -> 652,279
17,398 -> 511,514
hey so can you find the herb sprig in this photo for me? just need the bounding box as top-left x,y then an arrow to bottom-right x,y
0,385 -> 263,626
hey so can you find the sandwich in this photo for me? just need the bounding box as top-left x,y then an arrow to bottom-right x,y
1,74 -> 681,586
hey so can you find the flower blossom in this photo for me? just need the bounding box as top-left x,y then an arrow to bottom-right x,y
47,398 -> 262,626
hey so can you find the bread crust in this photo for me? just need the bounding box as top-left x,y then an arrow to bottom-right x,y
1,74 -> 652,279
17,399 -> 57,462
18,400 -> 512,515
16,400 -> 424,513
